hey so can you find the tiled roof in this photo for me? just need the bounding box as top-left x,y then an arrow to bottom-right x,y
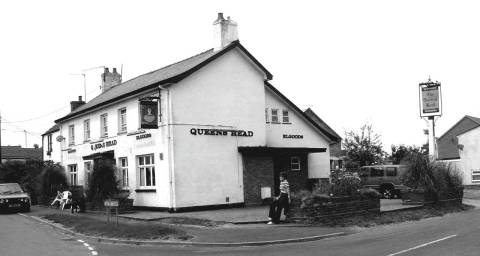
56,41 -> 272,123
1,146 -> 43,161
303,108 -> 342,142
437,115 -> 480,160
42,124 -> 59,136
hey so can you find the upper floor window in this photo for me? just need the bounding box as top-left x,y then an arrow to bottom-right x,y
84,119 -> 90,141
68,125 -> 75,146
118,108 -> 127,134
265,108 -> 269,123
100,113 -> 108,138
271,109 -> 279,123
47,134 -> 53,154
282,110 -> 290,123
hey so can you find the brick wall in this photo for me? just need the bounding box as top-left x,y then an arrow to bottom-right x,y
274,154 -> 309,194
243,156 -> 274,205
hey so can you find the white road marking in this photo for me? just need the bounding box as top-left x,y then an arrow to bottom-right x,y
386,234 -> 457,256
92,251 -> 98,255
83,242 -> 90,247
77,239 -> 84,243
88,246 -> 94,250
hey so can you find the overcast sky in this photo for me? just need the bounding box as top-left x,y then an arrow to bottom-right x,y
1,0 -> 479,153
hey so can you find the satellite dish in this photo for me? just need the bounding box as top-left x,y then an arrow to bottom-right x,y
56,135 -> 65,142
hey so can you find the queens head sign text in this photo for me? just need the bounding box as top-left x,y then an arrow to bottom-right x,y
419,82 -> 442,117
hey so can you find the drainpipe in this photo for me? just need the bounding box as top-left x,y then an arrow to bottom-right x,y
158,84 -> 176,212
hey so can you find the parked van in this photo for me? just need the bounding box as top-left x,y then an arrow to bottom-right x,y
358,165 -> 410,199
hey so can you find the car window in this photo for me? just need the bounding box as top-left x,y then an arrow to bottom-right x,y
0,184 -> 23,194
386,167 -> 397,176
370,167 -> 384,177
359,168 -> 369,177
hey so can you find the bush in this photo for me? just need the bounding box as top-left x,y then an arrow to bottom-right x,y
330,170 -> 362,197
87,159 -> 119,202
0,160 -> 44,204
402,153 -> 463,204
38,161 -> 68,205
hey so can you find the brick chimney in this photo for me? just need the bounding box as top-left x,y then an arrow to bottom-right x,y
70,96 -> 85,111
213,13 -> 238,51
101,67 -> 122,93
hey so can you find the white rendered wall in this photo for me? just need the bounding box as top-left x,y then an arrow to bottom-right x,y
264,87 -> 331,178
42,130 -> 62,163
58,94 -> 171,207
458,127 -> 480,185
170,48 -> 267,208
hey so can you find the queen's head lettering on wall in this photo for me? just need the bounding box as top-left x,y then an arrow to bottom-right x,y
140,101 -> 158,129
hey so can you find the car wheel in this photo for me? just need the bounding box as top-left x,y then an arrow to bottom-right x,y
382,187 -> 394,199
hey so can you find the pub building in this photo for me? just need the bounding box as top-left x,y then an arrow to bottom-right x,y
43,13 -> 341,211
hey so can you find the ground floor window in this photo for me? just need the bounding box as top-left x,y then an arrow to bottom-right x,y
68,164 -> 78,186
119,157 -> 129,188
472,169 -> 480,183
137,154 -> 155,187
290,156 -> 301,171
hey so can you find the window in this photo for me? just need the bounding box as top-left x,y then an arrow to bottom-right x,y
370,167 -> 384,177
100,113 -> 108,138
84,161 -> 92,187
47,134 -> 52,155
137,154 -> 155,187
472,169 -> 480,183
118,108 -> 127,134
265,108 -> 269,123
84,119 -> 90,141
282,110 -> 289,123
271,109 -> 279,123
386,167 -> 397,177
119,157 -> 129,188
68,164 -> 78,186
68,125 -> 75,146
291,156 -> 301,171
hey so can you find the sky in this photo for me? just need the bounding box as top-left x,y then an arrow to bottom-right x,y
1,0 -> 480,153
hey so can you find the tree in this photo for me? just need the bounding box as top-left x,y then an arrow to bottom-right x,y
38,161 -> 68,204
87,159 -> 119,202
390,144 -> 426,164
343,124 -> 385,168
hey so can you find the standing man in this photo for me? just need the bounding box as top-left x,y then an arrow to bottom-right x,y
268,172 -> 290,224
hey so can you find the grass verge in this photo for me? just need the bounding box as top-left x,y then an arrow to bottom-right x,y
157,217 -> 223,227
307,204 -> 474,227
42,213 -> 193,240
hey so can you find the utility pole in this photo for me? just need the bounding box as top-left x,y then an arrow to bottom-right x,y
24,130 -> 27,148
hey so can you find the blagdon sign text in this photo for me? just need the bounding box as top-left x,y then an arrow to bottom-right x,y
190,128 -> 253,137
91,140 -> 117,150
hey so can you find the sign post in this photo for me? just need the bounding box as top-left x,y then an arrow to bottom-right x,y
104,199 -> 119,226
419,78 -> 442,159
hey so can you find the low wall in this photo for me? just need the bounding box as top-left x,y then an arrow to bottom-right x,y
288,196 -> 380,222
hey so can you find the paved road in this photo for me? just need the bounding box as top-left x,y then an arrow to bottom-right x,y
0,213 -> 97,256
93,207 -> 480,256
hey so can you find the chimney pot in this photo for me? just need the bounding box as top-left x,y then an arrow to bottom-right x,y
213,13 -> 238,51
78,96 -> 82,101
101,66 -> 122,93
218,13 -> 224,20
113,68 -> 117,74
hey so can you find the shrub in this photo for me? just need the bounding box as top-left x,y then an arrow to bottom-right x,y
38,161 -> 68,205
402,152 -> 463,203
330,171 -> 362,197
87,159 -> 119,202
357,187 -> 382,199
0,160 -> 44,204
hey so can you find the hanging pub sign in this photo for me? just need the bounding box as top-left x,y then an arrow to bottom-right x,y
419,81 -> 442,117
140,101 -> 158,129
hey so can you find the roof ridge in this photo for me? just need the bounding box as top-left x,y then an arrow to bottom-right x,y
465,115 -> 480,125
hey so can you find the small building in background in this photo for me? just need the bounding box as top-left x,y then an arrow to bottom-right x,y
1,146 -> 43,163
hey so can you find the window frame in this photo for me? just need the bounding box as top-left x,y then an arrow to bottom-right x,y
119,157 -> 129,188
265,108 -> 270,123
290,156 -> 301,171
68,164 -> 78,186
472,169 -> 480,183
282,110 -> 290,123
83,119 -> 90,142
47,134 -> 53,154
84,161 -> 92,187
386,167 -> 397,177
118,108 -> 127,134
68,125 -> 75,146
137,154 -> 156,188
100,113 -> 108,138
271,109 -> 279,123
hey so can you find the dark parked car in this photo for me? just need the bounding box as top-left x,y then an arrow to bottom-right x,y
358,165 -> 411,199
0,183 -> 31,213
